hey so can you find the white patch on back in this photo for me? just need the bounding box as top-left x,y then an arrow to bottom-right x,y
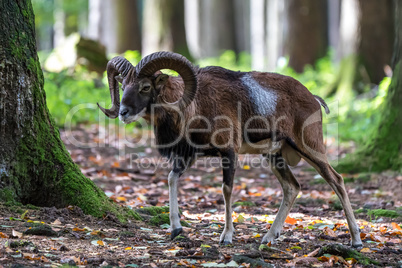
241,74 -> 277,116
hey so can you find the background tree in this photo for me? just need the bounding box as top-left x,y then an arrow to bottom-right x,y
337,0 -> 402,173
184,0 -> 237,59
283,0 -> 328,73
88,0 -> 141,54
142,0 -> 191,59
328,0 -> 394,97
358,0 -> 394,85
0,0 -> 136,220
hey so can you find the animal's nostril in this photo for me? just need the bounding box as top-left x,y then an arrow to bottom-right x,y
120,108 -> 129,116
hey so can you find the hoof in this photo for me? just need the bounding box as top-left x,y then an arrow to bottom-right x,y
352,243 -> 363,249
171,227 -> 183,240
219,240 -> 232,246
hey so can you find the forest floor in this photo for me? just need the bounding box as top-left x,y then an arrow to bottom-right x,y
1,124 -> 402,267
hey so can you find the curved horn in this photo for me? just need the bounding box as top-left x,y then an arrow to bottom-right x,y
136,51 -> 197,110
97,56 -> 134,118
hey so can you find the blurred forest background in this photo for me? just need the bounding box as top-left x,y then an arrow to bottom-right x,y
32,0 -> 398,171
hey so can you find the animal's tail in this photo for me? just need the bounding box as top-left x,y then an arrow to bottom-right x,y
314,95 -> 330,114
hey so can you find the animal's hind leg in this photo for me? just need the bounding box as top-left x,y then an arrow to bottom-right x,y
308,160 -> 362,247
261,154 -> 301,244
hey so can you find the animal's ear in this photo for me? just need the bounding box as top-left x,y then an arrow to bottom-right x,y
155,74 -> 169,89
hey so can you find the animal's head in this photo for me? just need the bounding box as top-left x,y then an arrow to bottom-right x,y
97,52 -> 198,124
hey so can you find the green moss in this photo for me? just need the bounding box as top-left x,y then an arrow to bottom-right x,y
337,63 -> 402,173
329,200 -> 343,211
25,204 -> 39,210
24,224 -> 58,237
9,240 -> 34,248
354,208 -> 367,214
0,188 -> 15,202
136,206 -> 170,216
149,214 -> 170,226
233,201 -> 256,207
367,209 -> 401,219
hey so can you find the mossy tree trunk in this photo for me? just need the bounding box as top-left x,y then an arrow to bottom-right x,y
337,0 -> 402,173
0,0 -> 136,220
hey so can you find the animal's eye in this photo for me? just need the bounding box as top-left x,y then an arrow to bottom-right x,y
142,85 -> 151,92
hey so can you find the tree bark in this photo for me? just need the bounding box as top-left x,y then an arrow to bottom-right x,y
184,0 -> 237,59
284,0 -> 328,72
358,0 -> 394,84
0,0 -> 137,220
142,0 -> 191,59
100,0 -> 141,54
338,0 -> 402,173
327,0 -> 394,97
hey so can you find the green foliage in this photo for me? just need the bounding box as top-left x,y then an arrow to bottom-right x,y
43,50 -> 144,127
334,77 -> 391,143
44,68 -> 112,126
277,52 -> 337,95
197,50 -> 252,72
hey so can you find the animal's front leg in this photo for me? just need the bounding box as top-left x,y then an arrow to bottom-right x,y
168,170 -> 182,239
261,154 -> 300,244
219,150 -> 236,245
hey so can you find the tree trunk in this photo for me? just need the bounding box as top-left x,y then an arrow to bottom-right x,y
0,0 -> 136,220
142,0 -> 191,59
250,0 -> 266,71
358,0 -> 394,84
101,0 -> 141,54
337,0 -> 402,173
53,0 -> 65,48
284,0 -> 328,72
327,0 -> 394,97
184,0 -> 237,59
266,0 -> 285,71
168,0 -> 192,59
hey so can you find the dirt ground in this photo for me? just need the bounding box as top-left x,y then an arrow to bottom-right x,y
0,124 -> 401,267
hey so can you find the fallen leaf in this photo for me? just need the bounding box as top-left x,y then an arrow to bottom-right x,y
391,222 -> 402,230
346,257 -> 357,264
51,219 -> 62,225
0,232 -> 8,238
285,216 -> 297,225
318,256 -> 329,262
323,227 -> 337,237
12,229 -> 23,238
360,248 -> 372,253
